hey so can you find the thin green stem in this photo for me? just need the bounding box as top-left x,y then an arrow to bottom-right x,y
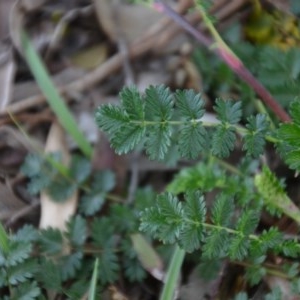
202,222 -> 260,241
21,30 -> 93,158
129,118 -> 280,144
195,1 -> 238,61
235,261 -> 292,279
212,156 -> 243,176
160,245 -> 185,300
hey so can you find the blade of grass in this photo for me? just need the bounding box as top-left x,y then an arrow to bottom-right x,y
160,245 -> 185,300
20,30 -> 93,158
88,258 -> 99,300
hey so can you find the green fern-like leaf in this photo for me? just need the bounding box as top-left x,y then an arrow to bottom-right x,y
167,162 -> 226,194
12,281 -> 40,300
276,240 -> 300,258
243,114 -> 269,157
277,99 -> 300,171
139,206 -> 166,239
109,204 -> 136,233
202,229 -> 229,259
91,217 -> 115,247
20,154 -> 44,177
98,248 -> 120,284
290,98 -> 300,124
214,99 -> 242,124
38,228 -> 63,255
146,124 -> 172,160
175,89 -> 205,120
46,176 -> 77,202
155,193 -> 184,243
80,170 -> 115,216
235,210 -> 259,235
37,258 -> 61,290
64,279 -> 89,299
69,155 -> 91,184
228,235 -> 249,260
80,191 -> 106,216
211,194 -> 234,227
96,86 -> 255,160
112,123 -> 145,155
91,170 -> 115,192
121,239 -> 146,282
8,260 -> 37,285
95,104 -> 129,137
120,85 -> 144,120
60,251 -> 83,281
145,85 -> 173,121
255,166 -> 300,224
212,125 -> 236,157
66,216 -> 87,247
178,191 -> 206,252
13,225 -> 38,243
6,241 -> 32,267
259,227 -> 283,250
178,124 -> 208,159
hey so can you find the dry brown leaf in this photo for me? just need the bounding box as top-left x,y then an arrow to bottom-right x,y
13,67 -> 85,102
93,0 -> 162,43
39,122 -> 78,231
0,181 -> 26,221
9,0 -> 47,55
108,286 -> 128,300
69,43 -> 108,70
0,0 -> 16,112
9,0 -> 26,54
0,43 -> 15,111
0,0 -> 15,39
130,233 -> 164,281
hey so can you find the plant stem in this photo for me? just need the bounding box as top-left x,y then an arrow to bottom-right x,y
153,1 -> 291,123
160,245 -> 185,300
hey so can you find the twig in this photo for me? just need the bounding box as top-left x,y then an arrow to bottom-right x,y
153,1 -> 291,123
5,201 -> 40,227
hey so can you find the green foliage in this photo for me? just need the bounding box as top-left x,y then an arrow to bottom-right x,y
0,193 -> 150,298
193,44 -> 300,109
96,85 -> 273,160
277,99 -> 300,171
16,34 -> 300,297
140,189 -> 300,266
167,161 -> 226,194
243,114 -> 269,157
255,166 -> 300,224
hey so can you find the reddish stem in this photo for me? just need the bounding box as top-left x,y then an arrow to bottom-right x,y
153,1 -> 291,122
